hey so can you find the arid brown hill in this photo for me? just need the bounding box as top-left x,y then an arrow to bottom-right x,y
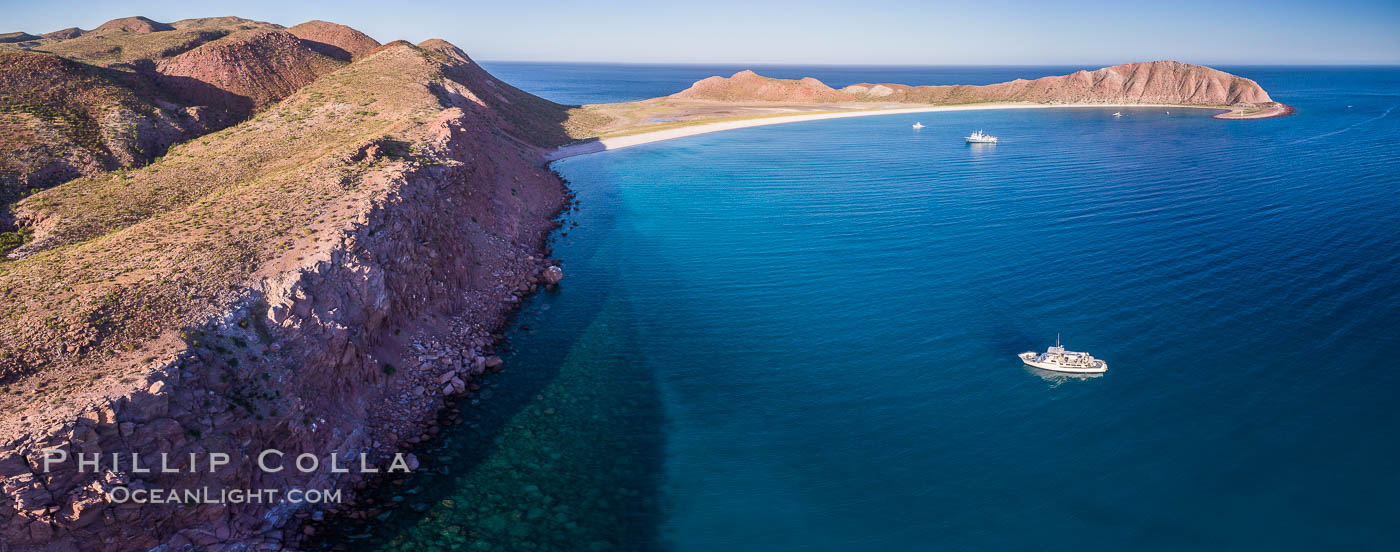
418,38 -> 608,147
671,69 -> 855,103
0,51 -> 215,228
289,20 -> 381,61
0,32 -> 39,44
40,27 -> 84,40
154,29 -> 346,112
671,61 -> 1273,106
23,17 -> 282,68
91,16 -> 173,34
0,17 -> 374,241
170,16 -> 276,30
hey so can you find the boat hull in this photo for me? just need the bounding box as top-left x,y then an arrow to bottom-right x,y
1018,352 -> 1107,373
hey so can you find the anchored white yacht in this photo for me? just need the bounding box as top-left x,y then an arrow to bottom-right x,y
1018,335 -> 1107,374
965,130 -> 997,143
912,122 -> 925,129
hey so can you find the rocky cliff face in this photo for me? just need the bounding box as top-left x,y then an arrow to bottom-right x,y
0,32 -> 577,551
670,61 -> 1274,106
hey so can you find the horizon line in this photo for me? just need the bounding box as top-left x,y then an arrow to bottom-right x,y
476,59 -> 1400,68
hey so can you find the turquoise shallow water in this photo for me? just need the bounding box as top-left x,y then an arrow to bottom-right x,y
318,67 -> 1400,551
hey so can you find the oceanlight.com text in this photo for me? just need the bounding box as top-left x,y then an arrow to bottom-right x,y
106,486 -> 343,505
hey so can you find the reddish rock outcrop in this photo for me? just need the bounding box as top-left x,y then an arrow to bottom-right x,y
288,20 -> 381,61
154,29 -> 345,113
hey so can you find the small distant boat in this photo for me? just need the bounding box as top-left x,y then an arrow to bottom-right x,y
965,130 -> 997,143
912,122 -> 924,129
1018,334 -> 1107,374
1112,112 -> 1122,117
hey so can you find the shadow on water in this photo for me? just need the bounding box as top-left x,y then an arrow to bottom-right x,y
306,177 -> 668,551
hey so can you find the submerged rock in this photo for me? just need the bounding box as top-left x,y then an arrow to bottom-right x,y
543,265 -> 563,285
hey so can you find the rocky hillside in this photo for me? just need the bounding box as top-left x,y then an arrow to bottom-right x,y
154,29 -> 345,112
0,32 -> 39,44
40,28 -> 84,40
0,24 -> 589,549
0,50 -> 220,233
0,17 -> 365,245
670,61 -> 1274,106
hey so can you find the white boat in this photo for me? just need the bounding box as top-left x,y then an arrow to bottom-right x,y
965,130 -> 997,143
1018,334 -> 1107,374
1112,112 -> 1122,117
912,122 -> 924,129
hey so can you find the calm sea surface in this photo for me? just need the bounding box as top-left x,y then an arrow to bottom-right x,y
317,66 -> 1400,551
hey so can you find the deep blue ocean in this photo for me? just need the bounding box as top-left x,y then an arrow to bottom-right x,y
320,65 -> 1400,551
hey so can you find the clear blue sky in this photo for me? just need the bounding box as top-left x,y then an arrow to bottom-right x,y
3,0 -> 1397,65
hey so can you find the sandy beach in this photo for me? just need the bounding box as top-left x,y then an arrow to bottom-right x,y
547,103 -> 1257,160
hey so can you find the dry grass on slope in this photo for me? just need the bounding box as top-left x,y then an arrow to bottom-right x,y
289,20 -> 381,61
0,51 -> 159,206
416,39 -> 611,146
670,70 -> 855,103
23,20 -> 281,68
0,43 -> 467,390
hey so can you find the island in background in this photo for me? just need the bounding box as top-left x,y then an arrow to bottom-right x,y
550,61 -> 1290,157
0,15 -> 1284,551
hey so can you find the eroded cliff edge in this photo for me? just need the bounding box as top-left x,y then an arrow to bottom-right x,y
0,39 -> 580,550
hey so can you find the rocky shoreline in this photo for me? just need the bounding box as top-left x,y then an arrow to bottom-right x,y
0,38 -> 582,551
0,155 -> 571,551
549,103 -> 1284,161
283,187 -> 571,549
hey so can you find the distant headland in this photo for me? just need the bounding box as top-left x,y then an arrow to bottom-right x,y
553,61 -> 1290,158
